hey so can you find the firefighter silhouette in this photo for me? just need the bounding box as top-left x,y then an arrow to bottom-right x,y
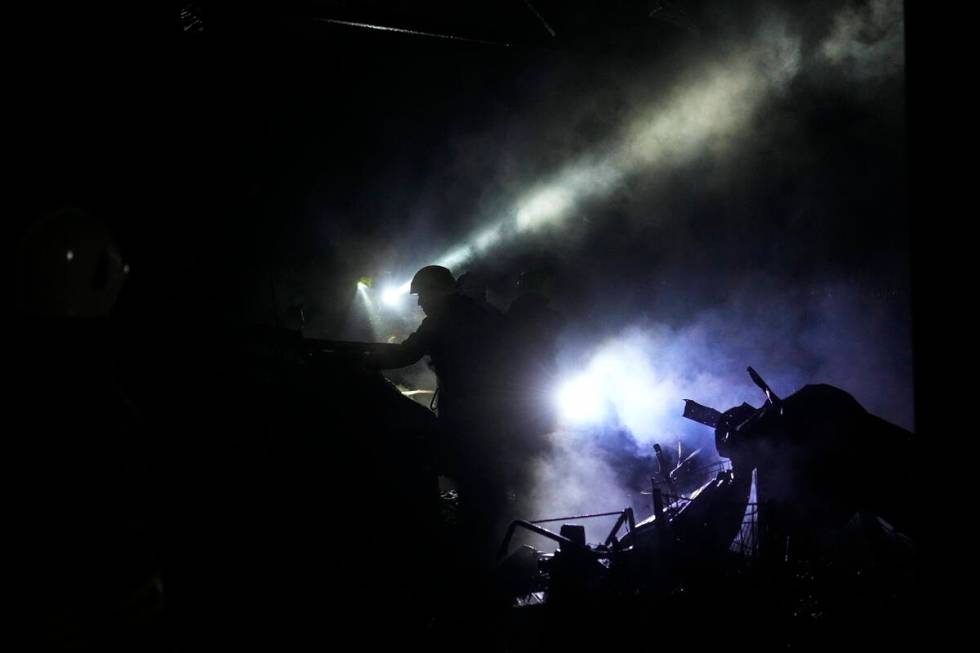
368,265 -> 528,567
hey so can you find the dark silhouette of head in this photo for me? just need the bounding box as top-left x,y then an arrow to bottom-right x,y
410,265 -> 456,317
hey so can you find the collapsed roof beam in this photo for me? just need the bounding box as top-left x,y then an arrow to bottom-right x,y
522,0 -> 557,39
315,17 -> 514,48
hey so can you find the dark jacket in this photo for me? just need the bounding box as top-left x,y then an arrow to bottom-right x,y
371,293 -> 508,423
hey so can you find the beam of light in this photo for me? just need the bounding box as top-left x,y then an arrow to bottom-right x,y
393,23 -> 804,280
515,185 -> 574,232
473,225 -> 503,251
356,282 -> 384,339
435,246 -> 473,271
381,53 -> 770,297
384,3 -> 900,317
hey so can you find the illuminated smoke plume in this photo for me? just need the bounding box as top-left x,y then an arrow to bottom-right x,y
355,282 -> 384,340
819,0 -> 905,81
524,273 -> 913,545
493,0 -> 908,544
392,12 -> 807,287
348,1 -> 909,547
373,1 -> 905,294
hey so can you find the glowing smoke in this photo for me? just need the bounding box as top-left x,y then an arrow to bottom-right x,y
358,0 -> 910,546
819,0 -> 905,81
377,14 -> 805,298
524,273 -> 913,545
355,281 -> 384,339
512,1 -> 908,544
376,1 -> 904,305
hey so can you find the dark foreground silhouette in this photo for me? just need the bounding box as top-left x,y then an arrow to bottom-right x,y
10,322 -> 919,650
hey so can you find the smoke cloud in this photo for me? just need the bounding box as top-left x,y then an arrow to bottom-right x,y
326,1 -> 909,547
525,272 -> 912,545
819,0 -> 905,81
467,0 -> 909,544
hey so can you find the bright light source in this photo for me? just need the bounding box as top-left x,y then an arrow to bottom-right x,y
381,288 -> 400,306
381,281 -> 411,307
357,281 -> 368,290
552,333 -> 676,437
556,374 -> 606,426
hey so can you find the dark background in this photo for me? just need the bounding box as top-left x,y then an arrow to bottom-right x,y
12,1 -> 911,335
12,1 -> 918,420
7,0 -> 954,647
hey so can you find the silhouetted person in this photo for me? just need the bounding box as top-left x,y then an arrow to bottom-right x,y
367,265 -> 515,568
455,269 -> 491,307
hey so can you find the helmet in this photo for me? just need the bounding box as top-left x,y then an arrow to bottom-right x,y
410,265 -> 456,296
